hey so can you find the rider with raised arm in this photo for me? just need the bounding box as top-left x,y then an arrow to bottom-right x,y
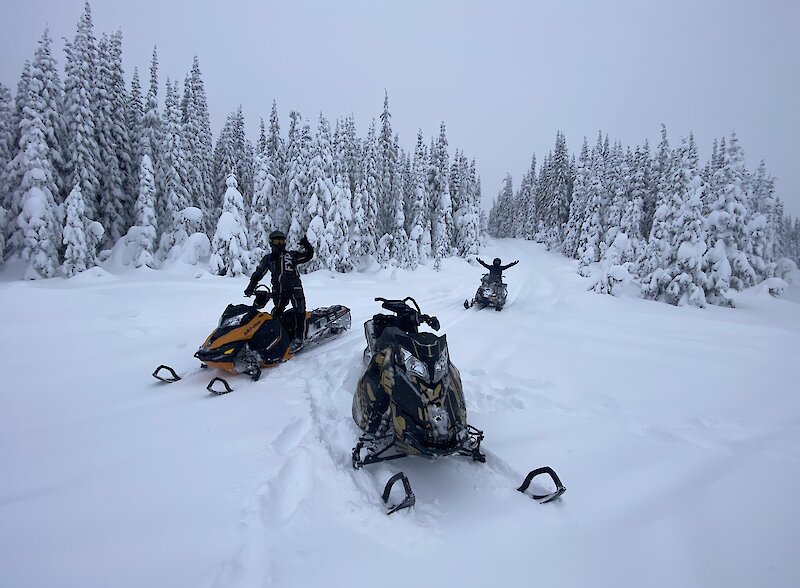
245,230 -> 314,342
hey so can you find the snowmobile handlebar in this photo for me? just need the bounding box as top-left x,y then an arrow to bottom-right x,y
248,285 -> 273,309
374,297 -> 439,331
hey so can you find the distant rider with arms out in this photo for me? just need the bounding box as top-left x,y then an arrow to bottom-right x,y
477,257 -> 519,283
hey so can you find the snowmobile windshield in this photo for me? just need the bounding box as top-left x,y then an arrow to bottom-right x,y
217,304 -> 258,330
219,311 -> 250,329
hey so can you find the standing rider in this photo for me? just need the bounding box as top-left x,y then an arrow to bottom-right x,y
477,257 -> 519,283
245,230 -> 314,343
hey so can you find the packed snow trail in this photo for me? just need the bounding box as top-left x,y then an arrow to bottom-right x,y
1,239 -> 799,588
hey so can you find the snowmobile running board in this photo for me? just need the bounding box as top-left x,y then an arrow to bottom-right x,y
152,365 -> 181,383
382,472 -> 415,515
207,377 -> 234,395
517,466 -> 566,504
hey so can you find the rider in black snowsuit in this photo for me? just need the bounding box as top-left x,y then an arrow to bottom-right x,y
477,257 -> 519,283
245,230 -> 314,341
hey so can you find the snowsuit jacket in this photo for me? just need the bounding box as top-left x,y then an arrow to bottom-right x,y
247,241 -> 314,300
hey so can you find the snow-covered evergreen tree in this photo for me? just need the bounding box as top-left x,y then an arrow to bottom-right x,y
213,107 -> 254,226
266,101 -> 287,233
286,114 -> 313,249
600,140 -> 626,256
563,139 -> 589,257
182,56 -> 215,234
128,153 -> 157,268
377,91 -> 398,239
126,68 -> 144,201
519,155 -> 538,240
747,160 -> 777,280
361,120 -> 380,259
305,113 -> 335,271
703,132 -> 755,295
63,1 -> 101,220
429,122 -> 452,267
0,205 -> 6,261
489,174 -> 514,238
95,31 -> 131,245
156,80 -> 191,260
13,108 -> 61,279
577,137 -> 608,273
85,219 -> 104,269
328,172 -> 354,272
7,43 -> 64,276
406,129 -> 429,267
62,183 -> 89,276
389,133 -> 409,267
29,29 -> 68,207
640,137 -> 708,306
0,83 -> 13,216
544,131 -> 572,248
250,146 -> 277,261
209,174 -> 249,276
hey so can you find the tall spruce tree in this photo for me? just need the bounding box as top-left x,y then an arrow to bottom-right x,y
63,1 -> 101,220
12,86 -> 61,278
703,132 -> 755,295
306,113 -> 334,270
156,79 -> 191,260
429,122 -> 452,267
95,31 -> 132,245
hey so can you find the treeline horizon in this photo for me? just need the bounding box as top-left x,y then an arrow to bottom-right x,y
489,126 -> 799,307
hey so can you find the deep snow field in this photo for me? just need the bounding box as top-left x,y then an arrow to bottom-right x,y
1,238 -> 799,588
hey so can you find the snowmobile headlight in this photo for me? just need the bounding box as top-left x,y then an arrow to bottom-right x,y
399,346 -> 429,381
220,311 -> 249,329
432,346 -> 449,382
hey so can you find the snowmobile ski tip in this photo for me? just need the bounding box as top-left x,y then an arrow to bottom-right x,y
152,365 -> 181,383
517,466 -> 566,504
382,472 -> 415,515
207,377 -> 234,395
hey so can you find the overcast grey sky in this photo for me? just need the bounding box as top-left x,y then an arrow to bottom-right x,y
2,0 -> 799,215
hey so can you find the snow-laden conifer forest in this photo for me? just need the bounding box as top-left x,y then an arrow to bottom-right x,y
1,1 -> 798,309
0,2 -> 483,283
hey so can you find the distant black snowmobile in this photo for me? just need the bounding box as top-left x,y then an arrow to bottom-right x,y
464,274 -> 508,311
352,297 -> 565,513
153,285 -> 351,393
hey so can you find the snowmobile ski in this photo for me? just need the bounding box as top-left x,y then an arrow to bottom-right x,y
207,377 -> 234,395
517,466 -> 566,504
152,365 -> 181,383
382,472 -> 415,515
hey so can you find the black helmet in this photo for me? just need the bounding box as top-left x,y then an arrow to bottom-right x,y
269,230 -> 286,251
493,258 -> 501,266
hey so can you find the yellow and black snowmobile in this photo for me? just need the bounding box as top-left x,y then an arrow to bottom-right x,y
153,285 -> 350,393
